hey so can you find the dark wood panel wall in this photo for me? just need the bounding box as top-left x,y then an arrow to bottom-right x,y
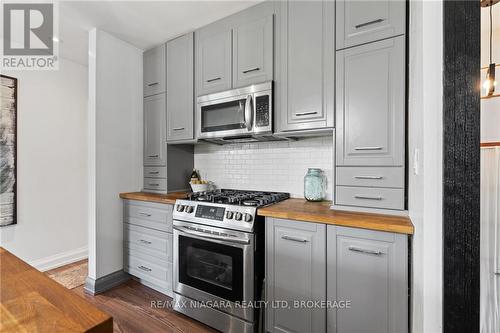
443,1 -> 481,332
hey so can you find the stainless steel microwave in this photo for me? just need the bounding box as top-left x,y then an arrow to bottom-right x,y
197,81 -> 275,144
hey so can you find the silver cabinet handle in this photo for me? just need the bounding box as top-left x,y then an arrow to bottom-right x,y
206,77 -> 221,83
354,146 -> 383,151
148,171 -> 160,175
295,111 -> 318,117
244,95 -> 253,131
354,195 -> 383,200
348,246 -> 383,255
355,18 -> 384,29
353,176 -> 383,180
139,239 -> 152,245
138,265 -> 152,272
172,127 -> 185,131
147,82 -> 159,87
139,212 -> 152,217
148,154 -> 159,158
242,67 -> 260,74
494,272 -> 500,275
281,235 -> 308,243
148,183 -> 160,187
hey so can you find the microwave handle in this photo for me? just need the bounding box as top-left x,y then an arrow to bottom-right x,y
244,95 -> 253,131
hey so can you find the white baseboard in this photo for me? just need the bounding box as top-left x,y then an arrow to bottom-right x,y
29,246 -> 88,272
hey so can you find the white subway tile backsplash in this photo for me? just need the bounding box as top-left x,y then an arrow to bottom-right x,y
194,137 -> 333,199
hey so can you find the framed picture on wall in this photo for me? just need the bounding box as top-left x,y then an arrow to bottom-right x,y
1,74 -> 17,227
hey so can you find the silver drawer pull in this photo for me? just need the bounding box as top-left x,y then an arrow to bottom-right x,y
353,176 -> 384,180
348,246 -> 383,255
354,146 -> 383,151
148,171 -> 160,175
282,235 -> 308,243
148,154 -> 159,158
206,77 -> 221,83
148,183 -> 160,187
295,111 -> 318,117
355,18 -> 384,29
172,127 -> 185,131
147,82 -> 159,87
242,67 -> 260,74
494,272 -> 500,275
139,239 -> 152,245
138,265 -> 152,272
354,195 -> 383,200
139,212 -> 152,217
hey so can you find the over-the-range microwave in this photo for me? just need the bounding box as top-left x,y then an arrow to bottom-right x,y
197,81 -> 282,144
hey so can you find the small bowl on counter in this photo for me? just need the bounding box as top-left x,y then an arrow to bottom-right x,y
190,181 -> 214,193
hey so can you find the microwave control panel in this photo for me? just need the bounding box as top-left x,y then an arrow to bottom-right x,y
255,95 -> 269,127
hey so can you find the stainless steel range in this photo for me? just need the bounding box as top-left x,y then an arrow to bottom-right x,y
172,189 -> 289,333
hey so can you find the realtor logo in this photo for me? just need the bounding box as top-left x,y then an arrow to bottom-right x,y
1,2 -> 58,70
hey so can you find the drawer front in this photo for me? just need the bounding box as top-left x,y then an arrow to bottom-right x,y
144,166 -> 166,179
124,224 -> 172,262
125,249 -> 172,288
336,167 -> 404,188
124,201 -> 173,233
336,186 -> 404,210
143,177 -> 167,191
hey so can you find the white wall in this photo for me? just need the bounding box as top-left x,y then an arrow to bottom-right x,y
408,1 -> 443,332
0,58 -> 89,271
481,4 -> 500,142
194,137 -> 333,200
87,29 -> 143,280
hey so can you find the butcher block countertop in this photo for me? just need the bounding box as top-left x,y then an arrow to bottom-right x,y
119,191 -> 188,205
0,248 -> 112,333
258,199 -> 414,235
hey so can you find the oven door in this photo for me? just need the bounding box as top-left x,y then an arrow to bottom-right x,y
173,221 -> 255,321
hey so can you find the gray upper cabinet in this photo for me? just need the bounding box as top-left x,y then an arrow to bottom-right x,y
196,28 -> 232,96
336,0 -> 406,50
143,44 -> 166,97
275,0 -> 335,134
166,33 -> 194,143
336,36 -> 405,166
232,15 -> 273,88
266,218 -> 326,333
144,94 -> 166,166
327,226 -> 408,333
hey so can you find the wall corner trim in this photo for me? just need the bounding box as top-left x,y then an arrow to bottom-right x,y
84,270 -> 130,295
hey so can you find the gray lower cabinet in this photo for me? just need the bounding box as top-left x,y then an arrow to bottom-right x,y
144,93 -> 166,166
143,44 -> 166,97
336,0 -> 406,50
266,218 -> 326,333
123,200 -> 173,296
275,0 -> 335,134
336,36 -> 405,167
327,226 -> 408,333
196,28 -> 232,96
166,32 -> 194,143
232,14 -> 274,88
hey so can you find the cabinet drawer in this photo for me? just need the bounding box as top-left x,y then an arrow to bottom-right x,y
125,249 -> 172,287
143,178 -> 167,191
336,186 -> 404,210
336,167 -> 404,188
144,167 -> 166,179
124,224 -> 172,262
124,201 -> 173,232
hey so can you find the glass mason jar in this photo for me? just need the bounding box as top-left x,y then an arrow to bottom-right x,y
304,168 -> 326,202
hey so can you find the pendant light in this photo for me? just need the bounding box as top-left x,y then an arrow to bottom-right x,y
482,0 -> 499,96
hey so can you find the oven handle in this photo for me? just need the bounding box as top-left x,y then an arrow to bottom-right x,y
173,226 -> 250,245
244,95 -> 253,131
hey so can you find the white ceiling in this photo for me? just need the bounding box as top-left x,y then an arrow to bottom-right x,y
59,1 -> 260,66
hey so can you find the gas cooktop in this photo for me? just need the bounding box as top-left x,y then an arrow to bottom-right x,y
186,189 -> 289,207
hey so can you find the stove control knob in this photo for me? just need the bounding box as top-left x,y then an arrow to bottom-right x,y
225,211 -> 234,219
185,206 -> 194,213
234,212 -> 242,221
176,205 -> 185,212
244,213 -> 253,222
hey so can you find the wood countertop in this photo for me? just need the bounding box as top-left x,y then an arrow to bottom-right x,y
0,247 -> 112,333
258,199 -> 414,234
119,191 -> 189,205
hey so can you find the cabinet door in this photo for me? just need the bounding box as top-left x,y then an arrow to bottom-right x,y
336,36 -> 405,166
266,218 -> 326,333
232,15 -> 273,88
275,0 -> 335,133
196,28 -> 232,96
143,45 -> 166,97
327,226 -> 408,333
336,0 -> 405,50
166,33 -> 194,142
144,94 -> 166,166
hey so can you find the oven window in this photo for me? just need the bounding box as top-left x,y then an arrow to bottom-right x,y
179,235 -> 243,302
201,99 -> 246,133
